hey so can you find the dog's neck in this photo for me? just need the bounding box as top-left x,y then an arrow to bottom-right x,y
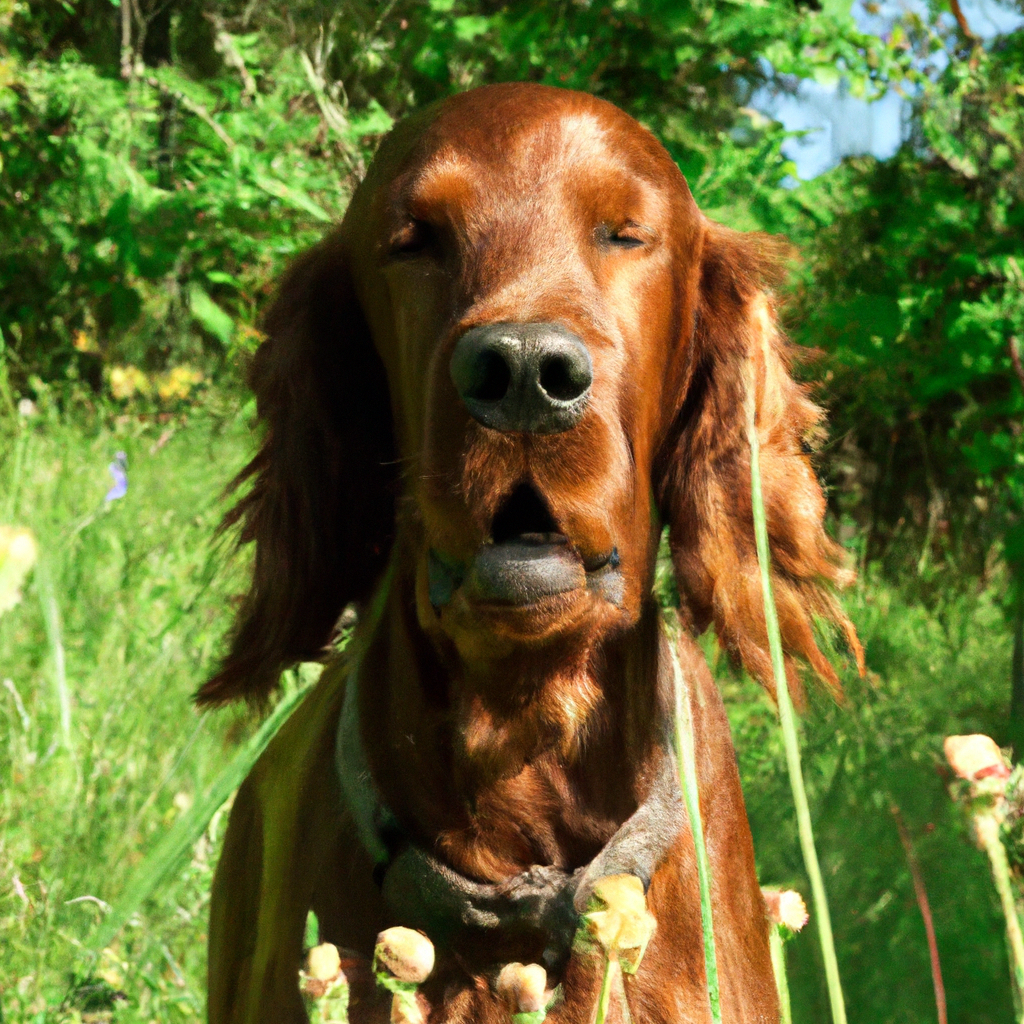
354,554 -> 668,883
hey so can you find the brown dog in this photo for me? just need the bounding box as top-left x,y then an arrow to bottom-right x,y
201,83 -> 857,1023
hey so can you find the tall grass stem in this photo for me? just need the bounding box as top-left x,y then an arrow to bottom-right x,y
35,556 -> 72,754
665,613 -> 722,1023
768,928 -> 792,1024
744,364 -> 848,1024
3,430 -> 29,523
976,813 -> 1024,1017
91,673 -> 315,952
593,954 -> 614,1024
0,323 -> 16,417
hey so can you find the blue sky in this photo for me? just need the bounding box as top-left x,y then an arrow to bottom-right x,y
755,0 -> 1024,179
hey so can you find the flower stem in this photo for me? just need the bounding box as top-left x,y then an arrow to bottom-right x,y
666,614 -> 722,1023
594,953 -> 614,1024
768,927 -> 792,1024
891,804 -> 947,1024
976,812 -> 1024,1018
745,365 -> 848,1024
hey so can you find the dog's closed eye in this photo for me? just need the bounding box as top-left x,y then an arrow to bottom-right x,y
596,222 -> 649,250
390,219 -> 437,258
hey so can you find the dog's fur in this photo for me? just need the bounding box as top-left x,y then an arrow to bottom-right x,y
202,83 -> 859,1023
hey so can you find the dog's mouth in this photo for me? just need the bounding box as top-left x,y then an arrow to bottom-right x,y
428,483 -> 622,609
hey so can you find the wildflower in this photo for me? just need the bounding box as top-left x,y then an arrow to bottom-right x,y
108,365 -> 150,400
299,942 -> 349,1022
16,397 -> 36,417
581,873 -> 656,974
944,734 -> 1010,784
105,452 -> 128,503
373,927 -> 434,1024
763,889 -> 809,937
156,365 -> 203,402
373,927 -> 434,984
762,888 -> 808,1024
944,734 -> 1024,1002
0,525 -> 38,615
307,943 -> 342,982
301,942 -> 343,999
72,329 -> 99,354
496,962 -> 549,1021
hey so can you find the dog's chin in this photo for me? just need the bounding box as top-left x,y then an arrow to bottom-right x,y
469,536 -> 584,605
428,538 -> 624,625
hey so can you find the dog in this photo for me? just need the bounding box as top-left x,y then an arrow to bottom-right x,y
201,82 -> 858,1023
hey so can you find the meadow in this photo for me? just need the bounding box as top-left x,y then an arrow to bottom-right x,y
0,386 -> 1017,1022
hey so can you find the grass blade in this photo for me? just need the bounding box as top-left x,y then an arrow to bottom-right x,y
90,675 -> 315,952
35,556 -> 72,754
768,927 -> 792,1024
744,365 -> 848,1024
665,612 -> 722,1023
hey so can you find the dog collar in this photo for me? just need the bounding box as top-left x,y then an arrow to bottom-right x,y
335,651 -> 684,971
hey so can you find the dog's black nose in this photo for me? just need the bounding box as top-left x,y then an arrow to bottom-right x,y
450,322 -> 592,434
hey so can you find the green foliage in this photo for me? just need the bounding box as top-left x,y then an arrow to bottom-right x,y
790,28 -> 1024,587
0,0 -> 915,394
0,394 -> 253,1021
729,577 -> 1016,1023
0,395 -> 1016,1021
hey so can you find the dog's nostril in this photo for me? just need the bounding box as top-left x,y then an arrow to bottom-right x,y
451,322 -> 591,434
539,354 -> 589,402
468,348 -> 512,402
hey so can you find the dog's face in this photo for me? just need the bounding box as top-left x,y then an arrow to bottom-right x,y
199,83 -> 858,706
344,86 -> 702,663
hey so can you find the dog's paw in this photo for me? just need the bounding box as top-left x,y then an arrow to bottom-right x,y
579,874 -> 656,974
373,927 -> 435,1024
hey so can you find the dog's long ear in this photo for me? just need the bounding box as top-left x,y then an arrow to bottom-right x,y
656,223 -> 862,700
197,235 -> 396,706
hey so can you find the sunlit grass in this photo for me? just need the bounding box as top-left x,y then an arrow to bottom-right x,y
0,391 -> 1018,1023
0,390 -> 254,1021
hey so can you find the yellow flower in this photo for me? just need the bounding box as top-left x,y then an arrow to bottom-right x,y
97,946 -> 127,989
581,874 -> 656,974
108,365 -> 151,400
307,943 -> 342,981
156,365 -> 203,402
73,329 -> 99,354
0,526 -> 38,615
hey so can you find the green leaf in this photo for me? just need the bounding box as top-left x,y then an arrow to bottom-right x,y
454,15 -> 490,42
189,284 -> 234,346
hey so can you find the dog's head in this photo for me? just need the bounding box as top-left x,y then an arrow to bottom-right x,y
199,83 -> 859,705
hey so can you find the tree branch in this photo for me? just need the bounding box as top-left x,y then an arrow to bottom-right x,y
948,0 -> 977,40
208,15 -> 258,102
1009,337 -> 1024,397
143,75 -> 235,151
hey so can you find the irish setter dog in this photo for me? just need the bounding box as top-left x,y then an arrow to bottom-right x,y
201,83 -> 857,1023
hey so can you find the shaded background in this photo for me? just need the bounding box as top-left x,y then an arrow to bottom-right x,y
1,0 -> 1023,1020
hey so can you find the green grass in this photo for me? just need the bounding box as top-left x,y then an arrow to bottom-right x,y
0,392 -> 1017,1022
0,389 -> 255,1022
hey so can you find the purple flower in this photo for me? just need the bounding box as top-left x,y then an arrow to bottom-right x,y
105,451 -> 128,503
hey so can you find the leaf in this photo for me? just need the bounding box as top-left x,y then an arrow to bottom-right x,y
189,284 -> 234,346
251,173 -> 333,223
